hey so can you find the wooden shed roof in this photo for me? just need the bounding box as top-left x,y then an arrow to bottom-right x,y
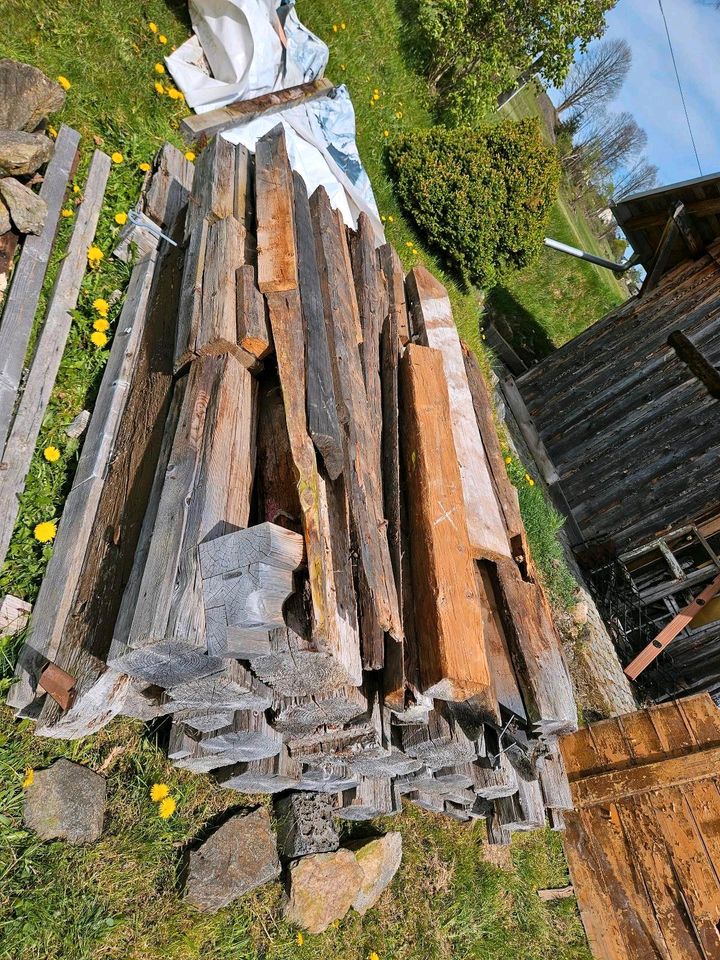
612,170 -> 720,271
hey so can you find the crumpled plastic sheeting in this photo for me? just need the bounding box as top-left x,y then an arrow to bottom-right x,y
166,0 -> 382,235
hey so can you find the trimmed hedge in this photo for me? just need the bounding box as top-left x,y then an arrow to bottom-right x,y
388,118 -> 560,288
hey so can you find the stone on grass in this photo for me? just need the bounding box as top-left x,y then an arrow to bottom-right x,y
184,806 -> 281,912
0,59 -> 65,132
274,791 -> 339,860
0,198 -> 9,235
0,177 -> 47,234
348,832 -> 402,915
23,757 -> 106,844
0,131 -> 54,177
284,849 -> 363,933
65,409 -> 90,439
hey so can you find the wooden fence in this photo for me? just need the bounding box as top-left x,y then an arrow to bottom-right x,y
560,693 -> 720,959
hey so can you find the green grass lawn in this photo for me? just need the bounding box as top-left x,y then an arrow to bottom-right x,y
0,3 -> 596,958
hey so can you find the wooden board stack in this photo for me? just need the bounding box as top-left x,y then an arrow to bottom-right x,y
8,127 -> 577,842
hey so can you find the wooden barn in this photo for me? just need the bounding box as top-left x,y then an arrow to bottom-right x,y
512,173 -> 720,702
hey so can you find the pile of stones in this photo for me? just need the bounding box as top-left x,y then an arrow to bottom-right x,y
0,59 -> 66,238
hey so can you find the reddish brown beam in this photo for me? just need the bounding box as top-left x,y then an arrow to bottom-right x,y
625,572 -> 720,680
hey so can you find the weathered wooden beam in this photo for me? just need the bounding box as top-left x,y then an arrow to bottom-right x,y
237,264 -> 272,359
255,125 -> 298,293
311,186 -> 402,646
640,214 -> 681,296
407,266 -> 510,561
378,244 -> 410,344
399,343 -> 495,706
180,78 -> 334,144
292,171 -> 343,480
184,134 -> 236,242
0,150 -> 110,576
0,124 -> 80,455
673,202 -> 705,258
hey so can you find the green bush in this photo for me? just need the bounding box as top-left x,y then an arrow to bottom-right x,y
388,118 -> 560,288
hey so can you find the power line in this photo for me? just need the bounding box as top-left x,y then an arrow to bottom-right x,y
657,0 -> 704,176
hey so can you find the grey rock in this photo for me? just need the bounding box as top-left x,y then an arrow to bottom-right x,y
0,131 -> 54,177
0,59 -> 65,131
0,177 -> 47,234
274,791 -> 339,860
348,832 -> 402,915
184,806 -> 281,912
284,849 -> 364,933
65,409 -> 90,439
0,198 -> 9,235
23,758 -> 106,844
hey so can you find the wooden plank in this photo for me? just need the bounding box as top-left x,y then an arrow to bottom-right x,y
476,561 -> 526,721
623,196 -> 720,232
673,202 -> 705,258
677,692 -> 720,745
641,215 -> 681,296
291,172 -> 343,480
184,134 -> 235,242
0,150 -> 110,574
571,743 -> 720,808
180,78 -> 334,144
143,143 -> 194,230
0,124 -> 80,455
407,266 -> 510,561
0,594 -> 31,637
11,256 -> 156,713
378,244 -> 410,344
625,573 -> 720,679
237,264 -> 271,359
174,216 -> 208,371
399,343 -> 495,706
255,125 -> 298,293
500,375 -> 560,485
311,186 -> 403,644
199,215 -> 244,355
265,289 -> 362,687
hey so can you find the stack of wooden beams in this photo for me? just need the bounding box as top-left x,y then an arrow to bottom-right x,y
8,127 -> 577,840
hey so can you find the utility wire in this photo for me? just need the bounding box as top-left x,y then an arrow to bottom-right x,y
657,0 -> 704,176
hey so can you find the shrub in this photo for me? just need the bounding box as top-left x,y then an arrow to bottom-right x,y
388,118 -> 560,288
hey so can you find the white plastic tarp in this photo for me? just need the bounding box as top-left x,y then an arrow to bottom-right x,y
166,0 -> 382,235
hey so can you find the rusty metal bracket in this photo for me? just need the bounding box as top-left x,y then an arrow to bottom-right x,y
38,662 -> 77,711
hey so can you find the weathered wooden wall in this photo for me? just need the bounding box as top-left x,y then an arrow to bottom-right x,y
517,242 -> 720,554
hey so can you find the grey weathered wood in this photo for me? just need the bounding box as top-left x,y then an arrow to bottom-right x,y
111,641 -> 225,688
292,172 -> 343,480
311,187 -> 402,643
237,264 -> 272,358
180,78 -> 334,144
0,149 -> 110,574
336,776 -> 397,820
199,215 -> 245,354
379,243 -> 410,344
0,594 -> 31,637
407,266 -> 510,561
400,707 -> 480,770
174,217 -> 208,371
0,124 -> 80,456
9,255 -> 157,712
184,134 -> 236,242
166,662 -> 272,713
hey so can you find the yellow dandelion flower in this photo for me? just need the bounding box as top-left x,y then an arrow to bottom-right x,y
412,248 -> 418,255
383,130 -> 389,137
154,80 -> 165,95
368,953 -> 380,960
405,241 -> 412,248
178,91 -> 185,102
73,183 -> 80,193
34,521 -> 57,543
396,111 -> 403,119
114,211 -> 128,225
149,21 -> 158,33
111,151 -> 123,164
341,22 -> 346,29
525,473 -> 535,486
154,62 -> 165,74
91,330 -> 108,348
184,150 -> 196,162
92,297 -> 109,315
332,23 -> 338,32
158,796 -> 176,819
150,783 -> 170,802
374,88 -> 379,94
159,34 -> 168,44
296,932 -> 304,946
93,318 -> 110,332
505,455 -> 512,465
22,768 -> 34,789
139,161 -> 151,172
381,215 -> 386,222
88,246 -> 103,267
167,87 -> 180,100
388,215 -> 394,222
48,125 -> 58,139
340,64 -> 346,70
43,446 -> 61,463
57,75 -> 71,91
373,92 -> 380,101
61,208 -> 73,218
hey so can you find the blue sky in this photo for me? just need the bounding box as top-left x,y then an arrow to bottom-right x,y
551,0 -> 720,188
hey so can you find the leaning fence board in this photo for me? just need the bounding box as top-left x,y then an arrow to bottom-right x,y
10,255 -> 157,714
0,124 -> 80,456
0,149 -> 110,576
180,78 -> 334,144
399,343 -> 495,707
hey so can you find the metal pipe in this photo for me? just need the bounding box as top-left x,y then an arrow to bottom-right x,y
543,236 -> 634,274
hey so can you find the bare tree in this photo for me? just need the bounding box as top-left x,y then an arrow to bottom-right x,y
612,157 -> 659,200
557,38 -> 632,116
568,111 -> 647,179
